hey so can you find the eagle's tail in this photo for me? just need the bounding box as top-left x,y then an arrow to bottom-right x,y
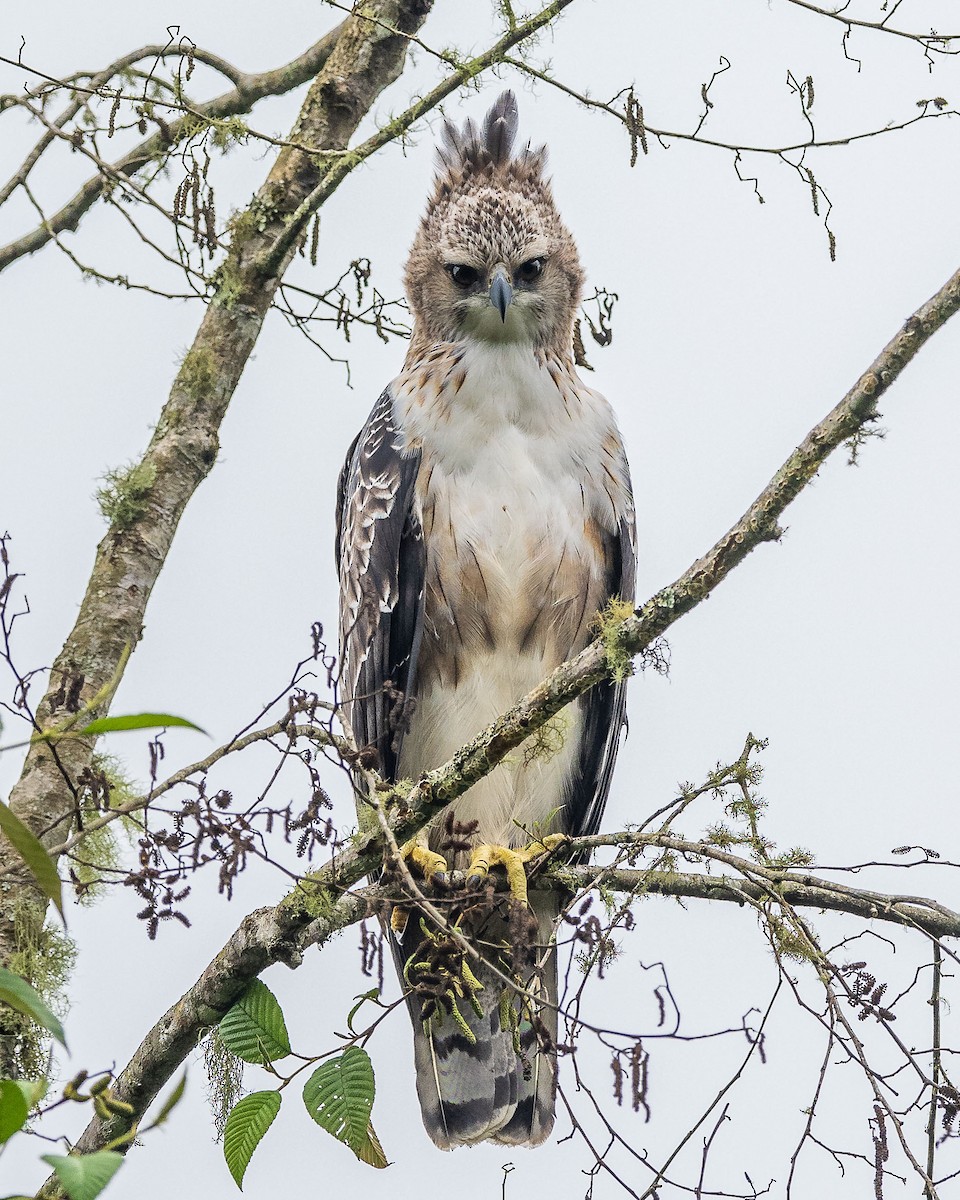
401,891 -> 558,1149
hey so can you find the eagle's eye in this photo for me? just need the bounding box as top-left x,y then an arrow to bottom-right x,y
515,257 -> 544,284
446,263 -> 480,288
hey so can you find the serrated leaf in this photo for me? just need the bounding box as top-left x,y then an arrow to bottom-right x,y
223,1090 -> 281,1189
355,1122 -> 389,1169
40,1151 -> 123,1200
0,966 -> 67,1049
0,801 -> 64,921
218,981 -> 290,1065
0,1079 -> 29,1142
76,712 -> 207,737
302,1047 -> 385,1166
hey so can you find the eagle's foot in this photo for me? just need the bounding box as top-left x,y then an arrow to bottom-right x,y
391,837 -> 449,933
399,835 -> 448,885
465,834 -> 568,905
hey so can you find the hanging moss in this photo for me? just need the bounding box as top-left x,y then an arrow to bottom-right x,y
7,899 -> 76,1079
521,711 -> 570,766
203,1026 -> 245,1140
595,597 -> 637,682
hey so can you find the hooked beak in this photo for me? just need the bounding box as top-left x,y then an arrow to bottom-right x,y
489,268 -> 513,322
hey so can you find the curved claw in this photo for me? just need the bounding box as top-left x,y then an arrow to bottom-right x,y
464,835 -> 569,904
399,837 -> 449,886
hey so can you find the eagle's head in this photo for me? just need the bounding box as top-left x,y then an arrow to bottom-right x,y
404,91 -> 583,353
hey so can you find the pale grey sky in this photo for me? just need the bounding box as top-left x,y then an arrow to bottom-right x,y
2,2 -> 959,1197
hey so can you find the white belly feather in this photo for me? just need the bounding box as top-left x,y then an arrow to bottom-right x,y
394,340 -> 625,858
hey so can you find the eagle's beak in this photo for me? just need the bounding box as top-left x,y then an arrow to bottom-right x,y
489,267 -> 513,322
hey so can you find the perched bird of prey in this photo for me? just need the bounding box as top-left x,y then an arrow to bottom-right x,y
336,91 -> 635,1150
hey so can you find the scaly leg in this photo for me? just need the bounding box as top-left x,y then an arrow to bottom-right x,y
390,833 -> 448,933
465,834 -> 568,905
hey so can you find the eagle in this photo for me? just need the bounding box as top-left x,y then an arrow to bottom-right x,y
336,91 -> 635,1150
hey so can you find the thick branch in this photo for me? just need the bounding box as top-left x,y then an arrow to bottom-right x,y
557,844 -> 960,942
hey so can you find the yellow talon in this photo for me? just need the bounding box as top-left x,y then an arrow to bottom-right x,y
391,838 -> 448,935
465,834 -> 568,905
398,835 -> 448,883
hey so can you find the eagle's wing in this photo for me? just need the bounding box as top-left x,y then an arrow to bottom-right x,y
336,387 -> 424,779
563,496 -> 637,845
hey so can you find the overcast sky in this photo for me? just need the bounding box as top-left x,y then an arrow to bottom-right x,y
2,2 -> 959,1197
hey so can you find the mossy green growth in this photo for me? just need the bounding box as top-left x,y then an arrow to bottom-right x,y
177,343 -> 218,401
95,460 -> 156,529
576,933 -> 621,976
70,753 -> 139,905
522,711 -> 570,766
769,846 -> 815,869
6,899 -> 76,1078
280,874 -> 339,923
209,260 -> 244,311
595,597 -> 636,683
768,916 -> 818,964
208,115 -> 251,152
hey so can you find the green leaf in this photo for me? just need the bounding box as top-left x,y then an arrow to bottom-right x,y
76,712 -> 207,737
355,1122 -> 389,1169
0,1079 -> 29,1142
302,1047 -> 387,1167
0,801 -> 64,921
40,1151 -> 123,1200
14,1077 -> 47,1107
346,989 -> 379,1035
145,1070 -> 186,1130
0,966 -> 67,1049
223,1090 -> 281,1189
218,981 -> 290,1065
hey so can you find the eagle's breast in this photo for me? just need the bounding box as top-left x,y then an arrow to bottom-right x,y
392,340 -> 629,852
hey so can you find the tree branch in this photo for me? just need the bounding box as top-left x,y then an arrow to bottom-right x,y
783,0 -> 959,52
504,57 -> 956,157
48,830 -> 957,1178
0,25 -> 345,274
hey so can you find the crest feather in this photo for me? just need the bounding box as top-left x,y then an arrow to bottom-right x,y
437,90 -> 546,180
